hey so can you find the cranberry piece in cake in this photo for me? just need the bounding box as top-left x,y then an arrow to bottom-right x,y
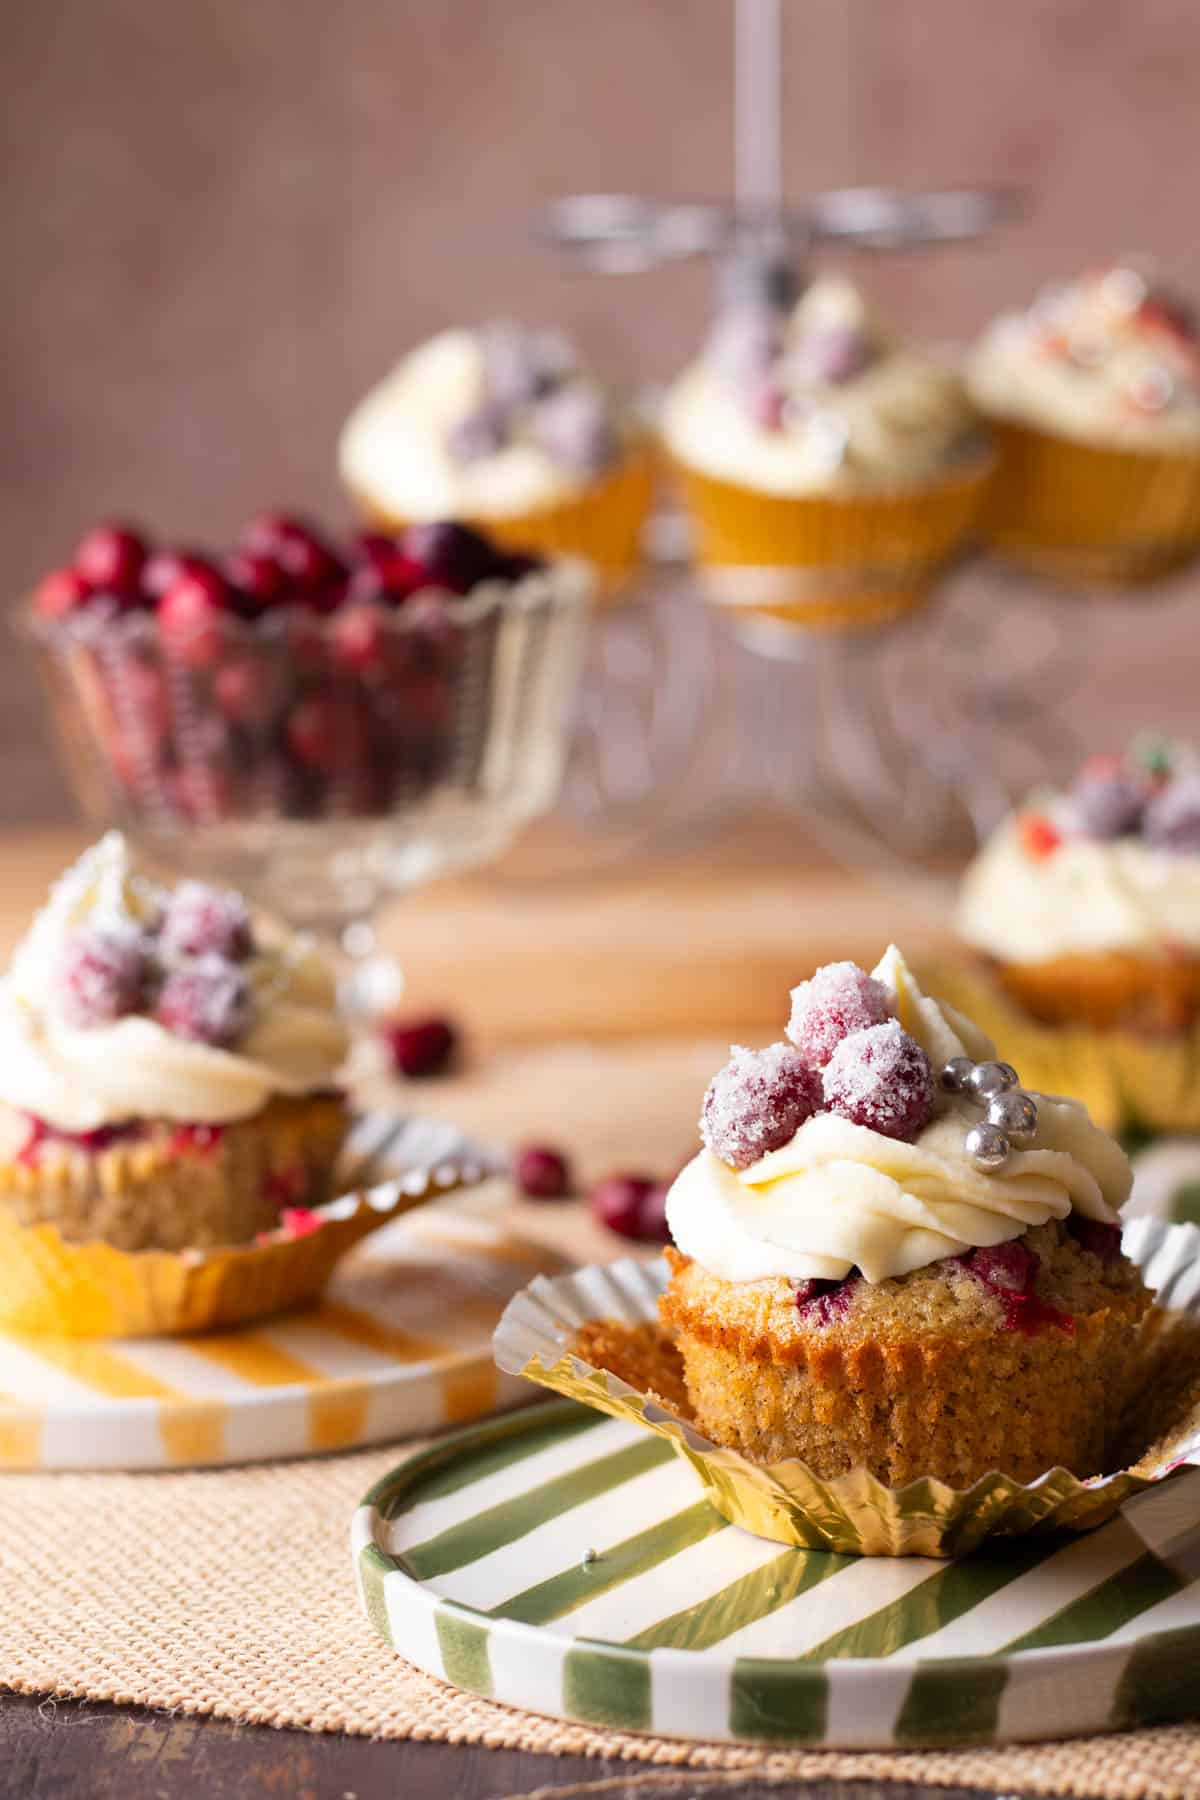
787,961 -> 893,1068
54,925 -> 149,1027
822,1019 -> 935,1142
161,881 -> 255,961
155,959 -> 254,1049
700,1043 -> 822,1170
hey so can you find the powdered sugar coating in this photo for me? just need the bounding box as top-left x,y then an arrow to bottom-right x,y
701,1042 -> 822,1170
54,926 -> 149,1028
822,1019 -> 935,1142
155,957 -> 255,1049
160,881 -> 255,961
787,961 -> 893,1068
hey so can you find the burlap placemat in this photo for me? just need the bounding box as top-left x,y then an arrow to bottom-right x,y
1,1444 -> 1198,1798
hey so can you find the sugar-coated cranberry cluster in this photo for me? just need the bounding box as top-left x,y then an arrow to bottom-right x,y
31,515 -> 544,830
53,879 -> 257,1050
700,961 -> 935,1171
1019,741 -> 1200,860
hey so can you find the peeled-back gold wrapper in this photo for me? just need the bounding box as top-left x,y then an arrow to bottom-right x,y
493,1225 -> 1200,1557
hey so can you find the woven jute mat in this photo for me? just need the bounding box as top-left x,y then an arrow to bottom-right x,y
1,1444 -> 1199,1799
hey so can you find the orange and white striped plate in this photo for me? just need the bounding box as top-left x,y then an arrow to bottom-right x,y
0,1115 -> 565,1470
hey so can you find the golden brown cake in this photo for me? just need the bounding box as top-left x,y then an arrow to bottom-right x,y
661,947 -> 1147,1488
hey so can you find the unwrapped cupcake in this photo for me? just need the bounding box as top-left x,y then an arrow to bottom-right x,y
946,740 -> 1200,1133
339,324 -> 653,598
661,260 -> 991,634
968,265 -> 1200,584
661,947 -> 1147,1488
0,834 -> 362,1333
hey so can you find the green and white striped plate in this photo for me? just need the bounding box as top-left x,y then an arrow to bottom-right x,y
353,1400 -> 1200,1747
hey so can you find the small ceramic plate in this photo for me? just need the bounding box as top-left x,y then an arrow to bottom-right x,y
0,1114 -> 562,1470
354,1396 -> 1200,1747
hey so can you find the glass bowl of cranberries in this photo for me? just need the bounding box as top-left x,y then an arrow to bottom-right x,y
24,514 -> 589,1002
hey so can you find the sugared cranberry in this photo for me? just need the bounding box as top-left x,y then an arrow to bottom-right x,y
74,523 -> 147,596
155,958 -> 254,1049
225,550 -> 288,615
797,326 -> 875,386
530,387 -> 617,477
381,1015 -> 458,1078
795,1274 -> 857,1325
402,522 -> 500,595
157,564 -> 235,668
1018,813 -> 1062,859
514,1144 -> 572,1200
748,378 -> 788,432
822,1020 -> 935,1142
700,1042 -> 822,1170
285,695 -> 342,769
787,961 -> 893,1069
54,926 -> 149,1028
33,566 -> 93,620
1070,759 -> 1146,839
161,880 -> 254,961
448,404 -> 509,464
1067,1216 -> 1123,1261
1145,776 -> 1200,854
589,1173 -> 659,1241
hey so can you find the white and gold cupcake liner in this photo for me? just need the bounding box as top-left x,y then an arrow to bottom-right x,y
494,1221 -> 1200,1557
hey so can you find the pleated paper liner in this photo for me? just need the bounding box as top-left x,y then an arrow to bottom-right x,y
922,955 -> 1200,1136
348,444 -> 656,606
0,1160 -> 487,1338
493,1220 -> 1200,1558
667,446 -> 994,636
981,416 -> 1200,586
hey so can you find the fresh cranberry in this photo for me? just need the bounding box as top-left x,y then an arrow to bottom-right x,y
74,523 -> 147,596
285,695 -> 342,769
1145,776 -> 1200,854
54,926 -> 149,1028
142,548 -> 206,600
157,564 -> 235,668
1067,1216 -> 1123,1260
155,959 -> 254,1049
514,1144 -> 572,1200
402,522 -> 500,594
701,1043 -> 822,1170
590,1173 -> 658,1240
795,1275 -> 857,1325
33,566 -> 93,620
635,1180 -> 672,1243
225,550 -> 289,615
378,550 -> 427,602
161,880 -> 254,961
787,961 -> 893,1069
274,527 -> 344,592
822,1020 -> 935,1142
381,1015 -> 458,1078
352,531 -> 398,570
332,602 -> 388,672
239,510 -> 316,558
1018,813 -> 1062,859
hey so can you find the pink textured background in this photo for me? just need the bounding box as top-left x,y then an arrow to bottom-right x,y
5,0 -> 1200,821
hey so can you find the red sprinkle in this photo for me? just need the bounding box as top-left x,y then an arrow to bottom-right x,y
1018,813 -> 1062,859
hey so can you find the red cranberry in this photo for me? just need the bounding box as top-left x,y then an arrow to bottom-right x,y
274,527 -> 344,591
589,1173 -> 656,1239
74,523 -> 147,596
701,1043 -> 822,1170
225,550 -> 289,615
161,881 -> 254,961
240,510 -> 316,558
155,959 -> 254,1048
966,1240 -> 1039,1295
142,548 -> 205,600
378,550 -> 427,602
332,603 -> 388,672
157,564 -> 235,668
352,531 -> 398,570
54,926 -> 149,1028
787,961 -> 893,1068
33,566 -> 93,620
822,1020 -> 935,1143
635,1180 -> 672,1243
213,654 -> 270,723
401,522 -> 500,594
285,695 -> 342,769
381,1015 -> 459,1078
795,1275 -> 857,1324
514,1144 -> 572,1200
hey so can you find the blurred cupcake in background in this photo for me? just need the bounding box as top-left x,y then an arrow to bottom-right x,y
339,324 -> 653,599
939,738 -> 1200,1133
660,257 -> 992,635
968,265 -> 1200,585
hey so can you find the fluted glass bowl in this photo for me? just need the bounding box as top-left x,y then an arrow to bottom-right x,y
24,562 -> 589,1001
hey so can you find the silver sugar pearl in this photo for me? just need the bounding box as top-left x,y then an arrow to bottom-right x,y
940,1056 -> 975,1094
966,1121 -> 1012,1170
968,1061 -> 1020,1102
987,1090 -> 1039,1142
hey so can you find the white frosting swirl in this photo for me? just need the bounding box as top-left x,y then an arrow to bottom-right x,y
968,267 -> 1200,449
662,278 -> 978,495
0,835 -> 349,1132
958,799 -> 1200,962
665,946 -> 1132,1285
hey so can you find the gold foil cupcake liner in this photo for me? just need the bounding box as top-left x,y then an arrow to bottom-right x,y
923,956 -> 1200,1135
349,445 -> 656,606
982,417 -> 1200,586
0,1161 -> 487,1337
493,1221 -> 1200,1557
667,448 -> 994,635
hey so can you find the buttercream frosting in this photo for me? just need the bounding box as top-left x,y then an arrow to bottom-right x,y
665,946 -> 1131,1285
0,835 -> 349,1132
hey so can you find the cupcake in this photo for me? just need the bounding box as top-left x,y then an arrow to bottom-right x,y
660,259 -> 991,635
0,833 -> 350,1257
948,740 -> 1200,1133
660,946 -> 1147,1487
968,265 -> 1200,584
338,324 -> 653,598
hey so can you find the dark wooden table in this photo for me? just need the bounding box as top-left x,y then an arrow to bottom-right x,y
0,1692 -> 1064,1800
